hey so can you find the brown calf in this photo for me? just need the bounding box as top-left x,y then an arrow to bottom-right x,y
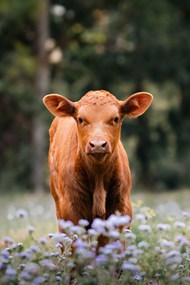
43,90 -> 153,234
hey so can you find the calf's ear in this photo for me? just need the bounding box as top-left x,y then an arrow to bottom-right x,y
120,92 -> 153,118
43,94 -> 75,117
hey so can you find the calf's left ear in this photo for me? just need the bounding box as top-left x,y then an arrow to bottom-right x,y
43,94 -> 75,117
120,92 -> 153,118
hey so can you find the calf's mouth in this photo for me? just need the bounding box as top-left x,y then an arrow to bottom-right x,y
89,152 -> 109,161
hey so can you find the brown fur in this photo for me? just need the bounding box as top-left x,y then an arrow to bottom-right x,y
43,90 -> 153,234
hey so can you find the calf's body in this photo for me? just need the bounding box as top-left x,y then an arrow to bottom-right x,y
43,90 -> 153,231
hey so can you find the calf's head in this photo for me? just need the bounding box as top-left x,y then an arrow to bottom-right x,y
43,90 -> 153,163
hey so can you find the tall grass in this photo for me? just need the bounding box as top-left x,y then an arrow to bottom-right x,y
0,190 -> 190,284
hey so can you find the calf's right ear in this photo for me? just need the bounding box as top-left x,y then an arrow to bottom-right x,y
43,94 -> 75,117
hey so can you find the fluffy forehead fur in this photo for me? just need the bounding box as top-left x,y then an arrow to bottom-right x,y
78,90 -> 119,107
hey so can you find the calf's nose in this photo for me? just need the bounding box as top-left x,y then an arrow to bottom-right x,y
89,140 -> 107,152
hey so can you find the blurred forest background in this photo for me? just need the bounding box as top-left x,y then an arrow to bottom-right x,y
0,0 -> 190,194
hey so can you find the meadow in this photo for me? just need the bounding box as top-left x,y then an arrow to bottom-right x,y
0,189 -> 190,284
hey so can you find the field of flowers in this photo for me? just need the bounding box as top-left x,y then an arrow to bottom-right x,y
0,190 -> 190,285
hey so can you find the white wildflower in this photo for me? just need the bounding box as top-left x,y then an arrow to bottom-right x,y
138,224 -> 152,232
24,262 -> 40,275
79,219 -> 89,227
32,276 -> 45,284
40,259 -> 57,271
138,241 -> 149,249
27,226 -> 35,234
136,214 -> 146,223
174,221 -> 185,228
175,235 -> 190,246
134,274 -> 143,281
19,271 -> 31,281
29,245 -> 41,253
95,254 -> 108,265
155,246 -> 161,253
71,225 -> 86,235
18,263 -> 26,270
16,209 -> 28,219
167,256 -> 182,264
128,257 -> 138,264
101,241 -> 122,254
91,218 -> 106,234
122,262 -> 141,272
5,268 -> 16,277
56,243 -> 63,249
108,230 -> 120,239
127,245 -> 137,252
88,228 -> 99,237
183,276 -> 190,282
124,229 -> 131,233
18,251 -> 31,260
73,238 -> 86,249
106,214 -> 131,229
157,223 -> 171,231
182,211 -> 190,217
52,233 -> 67,244
166,250 -> 180,258
59,220 -> 73,230
64,236 -> 73,245
171,273 -> 180,280
125,232 -> 136,240
56,276 -> 63,282
72,234 -> 78,241
99,247 -> 112,255
116,215 -> 131,226
3,236 -> 14,245
67,262 -> 75,269
140,271 -> 146,277
106,214 -> 118,229
159,239 -> 175,248
133,249 -> 144,256
38,237 -> 47,244
154,273 -> 161,278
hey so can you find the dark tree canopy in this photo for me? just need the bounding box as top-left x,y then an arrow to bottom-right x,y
0,0 -> 190,191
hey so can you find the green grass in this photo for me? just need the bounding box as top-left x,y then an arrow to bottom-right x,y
0,189 -> 190,284
1,189 -> 189,238
0,192 -> 57,243
0,189 -> 189,246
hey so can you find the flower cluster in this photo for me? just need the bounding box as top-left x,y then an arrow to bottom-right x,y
1,202 -> 190,284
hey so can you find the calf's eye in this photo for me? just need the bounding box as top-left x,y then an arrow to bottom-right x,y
114,117 -> 119,123
78,117 -> 83,124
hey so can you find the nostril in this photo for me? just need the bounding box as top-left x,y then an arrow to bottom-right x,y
89,141 -> 95,148
102,141 -> 107,148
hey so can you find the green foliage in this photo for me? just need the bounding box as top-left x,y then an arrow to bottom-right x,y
0,0 -> 190,190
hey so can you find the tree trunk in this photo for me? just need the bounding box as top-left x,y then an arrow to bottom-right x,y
32,0 -> 49,192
